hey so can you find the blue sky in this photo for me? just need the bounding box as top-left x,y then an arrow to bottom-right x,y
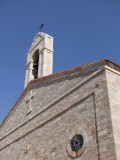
0,0 -> 120,124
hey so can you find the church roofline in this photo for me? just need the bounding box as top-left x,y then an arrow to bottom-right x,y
0,58 -> 120,128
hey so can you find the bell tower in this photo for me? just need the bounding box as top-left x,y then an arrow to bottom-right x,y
24,32 -> 54,88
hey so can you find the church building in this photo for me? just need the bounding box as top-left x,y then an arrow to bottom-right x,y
0,32 -> 120,160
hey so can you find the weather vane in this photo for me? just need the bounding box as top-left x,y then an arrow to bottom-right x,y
40,24 -> 44,32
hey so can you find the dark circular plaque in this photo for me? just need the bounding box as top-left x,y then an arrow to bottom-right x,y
70,134 -> 84,152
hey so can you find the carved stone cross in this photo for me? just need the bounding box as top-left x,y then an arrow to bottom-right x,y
26,90 -> 35,115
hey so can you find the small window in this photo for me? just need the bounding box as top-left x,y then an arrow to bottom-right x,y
70,134 -> 84,152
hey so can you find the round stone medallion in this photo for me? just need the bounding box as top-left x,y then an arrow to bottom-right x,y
67,130 -> 87,158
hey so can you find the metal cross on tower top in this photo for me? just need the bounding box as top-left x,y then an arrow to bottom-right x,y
40,24 -> 44,32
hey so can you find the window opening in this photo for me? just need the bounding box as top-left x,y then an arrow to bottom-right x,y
70,134 -> 84,152
32,50 -> 39,79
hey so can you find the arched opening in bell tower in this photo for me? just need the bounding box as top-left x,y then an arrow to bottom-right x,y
32,49 -> 39,79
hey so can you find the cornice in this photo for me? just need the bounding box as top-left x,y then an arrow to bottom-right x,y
0,59 -> 120,129
0,68 -> 102,137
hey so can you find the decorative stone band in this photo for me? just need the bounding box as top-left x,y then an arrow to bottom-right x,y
67,129 -> 87,158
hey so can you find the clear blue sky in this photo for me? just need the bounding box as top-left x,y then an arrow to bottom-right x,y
0,0 -> 120,124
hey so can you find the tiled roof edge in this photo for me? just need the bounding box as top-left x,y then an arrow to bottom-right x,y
0,59 -> 120,128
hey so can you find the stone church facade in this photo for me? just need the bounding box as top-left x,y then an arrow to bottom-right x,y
0,32 -> 120,160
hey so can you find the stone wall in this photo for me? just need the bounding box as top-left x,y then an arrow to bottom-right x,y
106,66 -> 120,160
0,65 -> 117,160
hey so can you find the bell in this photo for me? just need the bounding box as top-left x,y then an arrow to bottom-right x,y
33,64 -> 37,69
